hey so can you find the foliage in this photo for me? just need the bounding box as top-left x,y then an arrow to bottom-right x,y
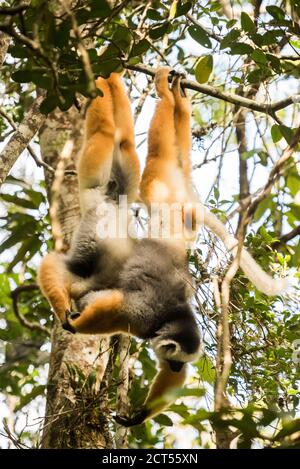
0,0 -> 299,449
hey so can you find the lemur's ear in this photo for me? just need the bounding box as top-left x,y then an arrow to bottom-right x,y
153,339 -> 180,360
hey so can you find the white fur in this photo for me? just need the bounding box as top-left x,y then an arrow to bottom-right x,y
201,208 -> 289,296
152,337 -> 203,364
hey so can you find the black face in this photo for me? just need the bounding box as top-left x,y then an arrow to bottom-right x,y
168,360 -> 184,372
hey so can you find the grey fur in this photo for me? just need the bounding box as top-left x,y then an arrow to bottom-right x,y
77,238 -> 202,364
66,145 -> 202,366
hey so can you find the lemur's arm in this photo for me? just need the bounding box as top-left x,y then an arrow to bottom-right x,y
115,361 -> 187,427
37,252 -> 72,323
62,289 -> 133,335
107,73 -> 140,202
140,67 -> 178,206
172,72 -> 192,183
141,67 -> 288,295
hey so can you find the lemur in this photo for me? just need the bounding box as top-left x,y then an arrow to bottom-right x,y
38,71 -> 202,427
38,68 -> 287,427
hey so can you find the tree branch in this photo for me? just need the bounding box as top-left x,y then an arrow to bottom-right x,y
272,225 -> 300,248
0,31 -> 9,66
0,96 -> 46,187
125,64 -> 298,117
0,4 -> 28,15
11,284 -> 51,336
245,127 -> 300,223
0,107 -> 76,176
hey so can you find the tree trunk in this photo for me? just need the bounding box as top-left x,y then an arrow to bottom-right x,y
39,105 -> 113,449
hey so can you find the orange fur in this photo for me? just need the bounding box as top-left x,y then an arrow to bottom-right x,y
38,73 -> 140,323
145,362 -> 187,418
37,252 -> 71,322
140,68 -> 193,207
68,289 -> 131,335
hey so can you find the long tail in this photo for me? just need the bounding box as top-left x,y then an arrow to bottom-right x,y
202,209 -> 288,296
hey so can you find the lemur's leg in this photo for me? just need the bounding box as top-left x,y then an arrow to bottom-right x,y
115,361 -> 187,426
140,67 -> 177,205
171,73 -> 192,182
37,252 -> 72,322
77,77 -> 115,195
63,289 -> 136,335
171,74 -> 197,233
107,73 -> 140,202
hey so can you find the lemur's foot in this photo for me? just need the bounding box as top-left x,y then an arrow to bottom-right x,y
171,70 -> 187,98
154,67 -> 174,101
114,408 -> 149,427
169,69 -> 186,80
62,310 -> 80,334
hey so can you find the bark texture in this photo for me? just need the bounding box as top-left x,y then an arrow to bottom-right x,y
0,32 -> 9,66
0,96 -> 46,187
39,105 -> 112,449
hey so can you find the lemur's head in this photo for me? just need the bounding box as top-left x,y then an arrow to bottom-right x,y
151,305 -> 203,372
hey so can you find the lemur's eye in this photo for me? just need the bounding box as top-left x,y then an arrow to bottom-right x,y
161,343 -> 176,354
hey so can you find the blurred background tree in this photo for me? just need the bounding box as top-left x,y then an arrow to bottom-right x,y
0,0 -> 299,449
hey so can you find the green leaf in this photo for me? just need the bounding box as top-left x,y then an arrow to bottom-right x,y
220,28 -> 240,49
251,49 -> 268,64
232,76 -> 242,83
93,58 -> 123,78
287,170 -> 300,196
197,356 -> 215,385
258,150 -> 268,166
271,124 -> 283,143
58,90 -> 75,112
275,419 -> 300,440
0,222 -> 34,254
230,43 -> 254,55
149,22 -> 170,40
11,70 -> 34,83
40,94 -> 59,114
261,30 -> 280,46
30,71 -> 53,89
278,125 -> 294,144
129,39 -> 151,58
89,0 -> 112,18
8,237 -> 41,271
15,385 -> 46,412
175,1 -> 192,17
266,5 -> 285,20
8,45 -> 31,58
247,67 -> 271,83
241,149 -> 259,160
188,25 -> 212,49
112,25 -> 132,49
241,12 -> 255,33
147,8 -> 163,21
0,194 -> 38,210
153,414 -> 173,426
290,39 -> 300,49
253,195 -> 273,222
195,55 -> 213,83
55,18 -> 71,48
226,19 -> 237,29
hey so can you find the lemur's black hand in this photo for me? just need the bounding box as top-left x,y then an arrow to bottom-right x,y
114,408 -> 148,427
62,310 -> 80,334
